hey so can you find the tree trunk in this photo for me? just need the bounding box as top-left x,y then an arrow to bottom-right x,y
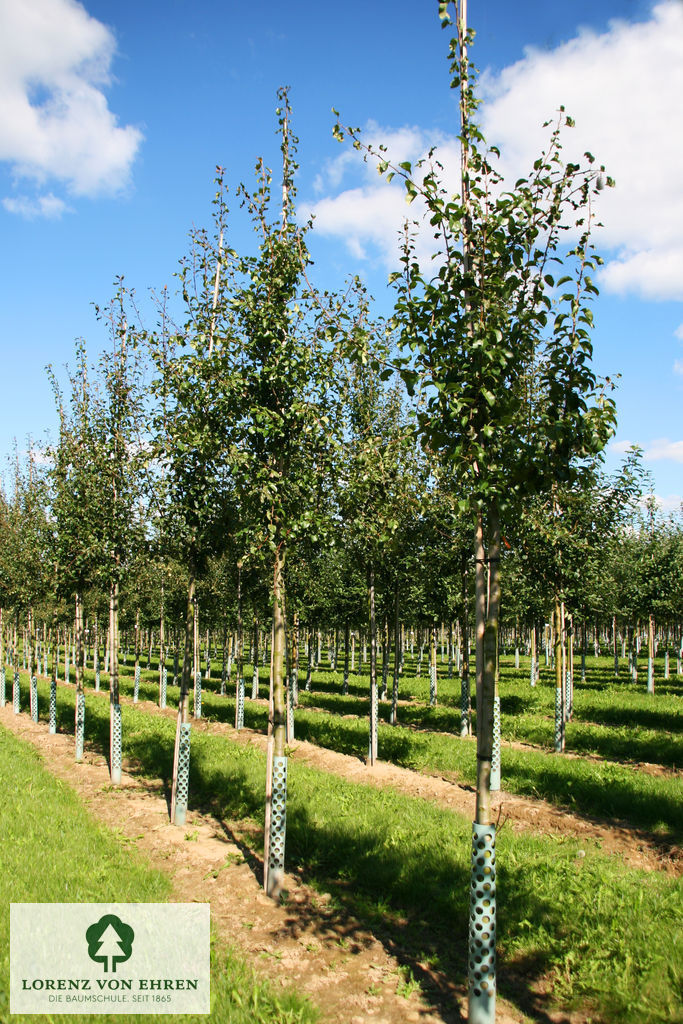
478,501 -> 500,812
74,592 -> 85,761
171,557 -> 196,825
368,564 -> 378,765
429,621 -> 438,707
159,586 -> 166,707
265,543 -> 287,898
554,597 -> 565,752
109,581 -> 122,784
391,582 -> 400,724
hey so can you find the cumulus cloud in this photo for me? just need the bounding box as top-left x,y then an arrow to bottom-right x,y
642,438 -> 683,463
674,359 -> 683,376
479,1 -> 683,300
307,124 -> 462,267
0,0 -> 143,215
611,437 -> 683,462
2,193 -> 69,219
675,324 -> 683,341
310,2 -> 683,300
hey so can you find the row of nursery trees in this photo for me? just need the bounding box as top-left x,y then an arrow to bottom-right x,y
1,5 -> 682,1021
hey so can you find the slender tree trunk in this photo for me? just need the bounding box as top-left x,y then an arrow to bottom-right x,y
265,543 -> 287,898
343,619 -> 350,696
74,592 -> 85,761
159,585 -> 166,707
171,557 -> 196,825
554,597 -> 565,752
429,621 -> 438,707
368,564 -> 378,765
193,596 -> 201,718
391,582 -> 400,724
109,581 -> 122,784
28,607 -> 38,722
132,607 -> 140,700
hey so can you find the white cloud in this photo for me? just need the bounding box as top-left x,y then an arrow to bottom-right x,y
674,359 -> 683,376
310,2 -> 683,300
0,0 -> 143,210
479,1 -> 683,301
611,437 -> 683,462
645,493 -> 683,514
675,324 -> 683,341
642,438 -> 683,463
307,125 -> 462,267
2,192 -> 69,219
610,439 -> 636,455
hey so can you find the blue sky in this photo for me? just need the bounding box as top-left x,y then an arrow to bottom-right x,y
1,0 -> 681,509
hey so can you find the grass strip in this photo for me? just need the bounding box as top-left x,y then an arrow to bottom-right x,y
27,678 -> 683,1024
45,663 -> 683,844
0,722 -> 317,1024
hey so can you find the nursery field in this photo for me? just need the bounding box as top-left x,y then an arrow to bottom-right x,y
1,649 -> 681,1024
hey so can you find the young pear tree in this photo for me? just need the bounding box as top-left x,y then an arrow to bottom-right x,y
49,343 -> 109,761
333,2 -> 616,1019
225,90 -> 347,897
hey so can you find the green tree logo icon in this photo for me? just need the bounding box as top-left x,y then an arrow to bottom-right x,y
86,914 -> 135,973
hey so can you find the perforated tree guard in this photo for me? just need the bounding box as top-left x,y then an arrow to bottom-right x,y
429,664 -> 437,707
75,692 -> 85,761
468,822 -> 496,1024
368,683 -> 378,763
43,653 -> 48,676
13,671 -> 20,714
111,703 -> 122,784
95,667 -> 100,691
490,695 -> 501,791
286,683 -> 294,742
266,755 -> 287,897
291,669 -> 298,707
567,670 -> 573,719
160,668 -> 167,709
460,677 -> 470,737
554,687 -> 564,752
647,658 -> 654,694
194,673 -> 202,719
30,676 -> 38,722
133,664 -> 140,702
174,723 -> 191,826
0,666 -> 5,707
235,677 -> 244,731
251,664 -> 259,700
65,655 -> 70,685
49,680 -> 57,734
530,657 -> 536,687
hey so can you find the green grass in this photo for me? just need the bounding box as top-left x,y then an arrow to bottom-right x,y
0,722 -> 318,1024
172,681 -> 682,847
36,655 -> 681,845
21,676 -> 683,1024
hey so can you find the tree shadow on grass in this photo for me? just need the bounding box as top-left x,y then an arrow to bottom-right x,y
183,745 -> 571,1024
501,751 -> 683,849
573,703 -> 683,733
43,679 -> 612,1023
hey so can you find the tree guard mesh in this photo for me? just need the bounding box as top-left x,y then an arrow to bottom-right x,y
468,822 -> 496,1024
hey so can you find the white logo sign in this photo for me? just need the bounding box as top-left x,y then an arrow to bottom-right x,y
10,903 -> 210,1014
